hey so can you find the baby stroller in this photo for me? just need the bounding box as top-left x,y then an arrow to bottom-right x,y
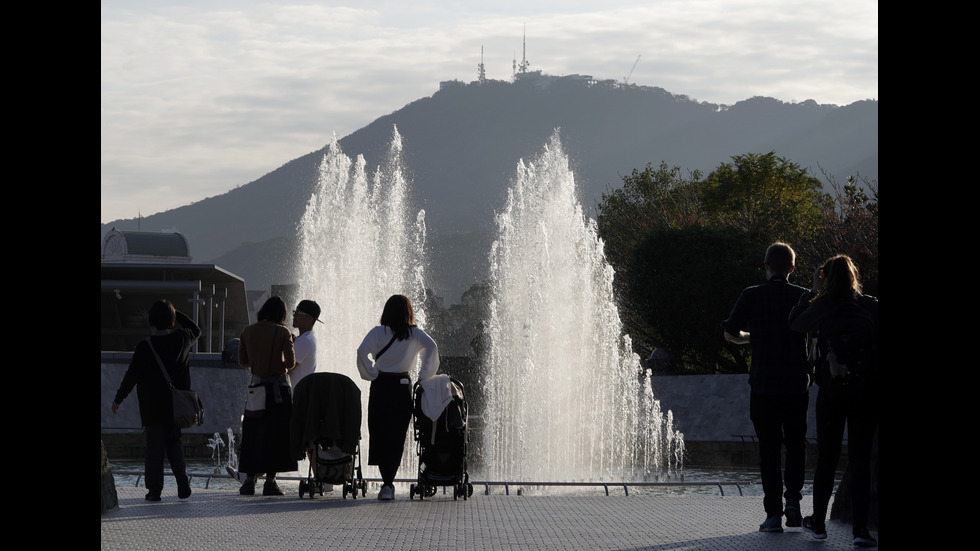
409,375 -> 473,500
290,372 -> 366,499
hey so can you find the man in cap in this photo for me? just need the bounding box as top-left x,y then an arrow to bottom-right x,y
291,299 -> 322,391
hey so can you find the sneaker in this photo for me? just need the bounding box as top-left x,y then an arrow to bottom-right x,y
239,477 -> 256,496
853,529 -> 878,548
802,516 -> 827,540
378,484 -> 395,501
784,498 -> 802,527
759,515 -> 783,533
177,475 -> 192,499
263,480 -> 284,496
145,493 -> 161,502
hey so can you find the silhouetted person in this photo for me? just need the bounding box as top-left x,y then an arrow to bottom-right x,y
112,300 -> 201,501
238,296 -> 297,496
290,299 -> 322,392
723,242 -> 809,533
790,255 -> 878,547
357,294 -> 439,500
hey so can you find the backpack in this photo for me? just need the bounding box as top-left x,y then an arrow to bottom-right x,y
816,298 -> 878,382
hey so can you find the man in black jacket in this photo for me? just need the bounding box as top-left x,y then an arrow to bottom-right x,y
723,243 -> 810,533
112,300 -> 202,501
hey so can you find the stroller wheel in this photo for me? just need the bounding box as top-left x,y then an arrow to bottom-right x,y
298,480 -> 307,498
409,484 -> 416,500
466,483 -> 473,498
342,484 -> 349,499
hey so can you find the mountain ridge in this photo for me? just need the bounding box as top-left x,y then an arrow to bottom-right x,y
101,78 -> 878,301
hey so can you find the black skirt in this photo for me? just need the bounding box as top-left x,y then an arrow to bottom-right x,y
239,380 -> 297,474
367,372 -> 413,467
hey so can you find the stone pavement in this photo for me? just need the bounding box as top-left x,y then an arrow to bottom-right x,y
101,486 -> 875,550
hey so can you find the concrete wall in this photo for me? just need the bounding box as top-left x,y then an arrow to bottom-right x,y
101,356 -> 823,467
651,374 -> 820,467
651,374 -> 818,442
102,352 -> 251,458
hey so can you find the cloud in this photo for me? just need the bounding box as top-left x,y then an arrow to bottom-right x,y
101,0 -> 877,223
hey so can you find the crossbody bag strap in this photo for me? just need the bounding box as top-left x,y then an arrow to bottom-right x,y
375,334 -> 398,360
145,337 -> 175,390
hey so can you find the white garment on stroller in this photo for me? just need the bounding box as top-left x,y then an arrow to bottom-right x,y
419,374 -> 455,421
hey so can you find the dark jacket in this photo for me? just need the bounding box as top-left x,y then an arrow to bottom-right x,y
724,275 -> 810,395
114,311 -> 202,425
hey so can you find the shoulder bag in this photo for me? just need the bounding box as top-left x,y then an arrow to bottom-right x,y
146,338 -> 205,429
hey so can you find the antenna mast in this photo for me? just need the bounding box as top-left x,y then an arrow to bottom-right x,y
478,46 -> 486,83
518,26 -> 530,74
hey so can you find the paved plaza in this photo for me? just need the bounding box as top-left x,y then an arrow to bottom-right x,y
102,486 -> 874,550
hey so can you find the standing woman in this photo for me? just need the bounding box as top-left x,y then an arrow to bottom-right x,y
357,294 -> 439,500
112,300 -> 201,501
238,296 -> 297,496
789,255 -> 878,547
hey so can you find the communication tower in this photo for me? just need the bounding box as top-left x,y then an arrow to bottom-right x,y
478,46 -> 486,83
518,28 -> 530,74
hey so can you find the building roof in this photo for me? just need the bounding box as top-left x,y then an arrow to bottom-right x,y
101,262 -> 249,353
101,229 -> 191,263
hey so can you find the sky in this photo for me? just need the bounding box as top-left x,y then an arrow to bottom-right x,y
101,0 -> 878,224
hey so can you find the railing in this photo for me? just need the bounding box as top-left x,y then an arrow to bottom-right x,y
471,480 -> 746,496
111,471 -> 749,496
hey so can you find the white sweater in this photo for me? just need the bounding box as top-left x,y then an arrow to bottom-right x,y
356,325 -> 440,381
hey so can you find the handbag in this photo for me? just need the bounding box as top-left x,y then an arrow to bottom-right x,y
244,384 -> 266,418
243,325 -> 283,417
146,338 -> 205,429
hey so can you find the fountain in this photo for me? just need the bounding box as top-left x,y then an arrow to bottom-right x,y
296,126 -> 428,479
207,432 -> 225,469
295,128 -> 681,485
482,131 -> 683,483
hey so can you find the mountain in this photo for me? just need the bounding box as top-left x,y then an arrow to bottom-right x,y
101,76 -> 878,301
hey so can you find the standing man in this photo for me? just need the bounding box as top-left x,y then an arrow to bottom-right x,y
291,299 -> 321,392
723,242 -> 810,533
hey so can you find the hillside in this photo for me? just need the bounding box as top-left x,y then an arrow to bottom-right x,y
101,77 -> 878,301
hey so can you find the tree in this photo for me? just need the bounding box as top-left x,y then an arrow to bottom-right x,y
803,173 -> 878,296
596,152 -> 869,373
629,225 -> 758,373
597,162 -> 703,271
701,152 -> 824,249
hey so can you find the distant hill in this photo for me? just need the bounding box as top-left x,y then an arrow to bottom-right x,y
101,77 -> 878,301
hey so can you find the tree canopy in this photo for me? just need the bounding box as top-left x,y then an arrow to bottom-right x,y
597,151 -> 878,373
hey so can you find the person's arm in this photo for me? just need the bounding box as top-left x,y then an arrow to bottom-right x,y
356,329 -> 380,381
280,329 -> 296,374
112,343 -> 144,413
789,291 -> 822,332
723,291 -> 750,345
239,329 -> 250,367
416,329 -> 440,380
175,310 -> 202,342
724,330 -> 750,345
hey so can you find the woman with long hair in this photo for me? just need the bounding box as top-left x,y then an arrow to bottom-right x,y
237,296 -> 297,495
790,255 -> 878,547
357,294 -> 439,500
